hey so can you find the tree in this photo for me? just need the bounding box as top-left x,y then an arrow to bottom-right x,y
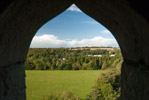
101,61 -> 107,70
72,62 -> 81,70
82,62 -> 88,70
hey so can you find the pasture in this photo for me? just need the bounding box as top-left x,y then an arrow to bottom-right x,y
25,70 -> 105,100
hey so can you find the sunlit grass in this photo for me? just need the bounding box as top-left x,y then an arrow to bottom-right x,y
26,70 -> 105,100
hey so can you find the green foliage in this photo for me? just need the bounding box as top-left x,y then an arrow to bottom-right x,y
82,63 -> 88,70
44,91 -> 82,100
25,48 -> 122,70
25,47 -> 122,100
87,62 -> 122,100
101,61 -> 107,70
72,62 -> 81,70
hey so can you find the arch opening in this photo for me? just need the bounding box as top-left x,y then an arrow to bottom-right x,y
1,1 -> 149,100
25,4 -> 122,100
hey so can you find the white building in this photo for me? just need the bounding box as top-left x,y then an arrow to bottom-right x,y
110,54 -> 115,57
88,54 -> 102,57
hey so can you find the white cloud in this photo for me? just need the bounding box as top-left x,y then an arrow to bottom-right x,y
102,30 -> 111,34
30,34 -> 118,48
67,4 -> 82,12
84,21 -> 98,24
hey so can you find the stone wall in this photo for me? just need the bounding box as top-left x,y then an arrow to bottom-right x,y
121,61 -> 149,100
0,0 -> 149,100
0,62 -> 26,100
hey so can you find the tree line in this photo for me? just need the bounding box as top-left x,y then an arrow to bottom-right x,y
25,48 -> 122,70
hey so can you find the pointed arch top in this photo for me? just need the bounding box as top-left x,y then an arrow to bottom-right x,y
1,0 -> 149,66
0,0 -> 149,100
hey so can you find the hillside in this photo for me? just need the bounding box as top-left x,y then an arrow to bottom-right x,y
25,47 -> 122,70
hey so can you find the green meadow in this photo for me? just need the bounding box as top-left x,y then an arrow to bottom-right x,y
25,70 -> 105,100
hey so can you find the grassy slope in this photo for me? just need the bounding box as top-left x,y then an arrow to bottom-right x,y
26,70 -> 105,100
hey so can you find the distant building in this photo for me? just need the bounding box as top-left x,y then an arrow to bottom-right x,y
88,54 -> 102,57
110,54 -> 115,57
62,58 -> 66,60
88,54 -> 92,56
90,48 -> 114,51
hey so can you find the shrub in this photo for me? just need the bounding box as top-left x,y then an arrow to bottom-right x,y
44,91 -> 82,100
88,68 -> 121,100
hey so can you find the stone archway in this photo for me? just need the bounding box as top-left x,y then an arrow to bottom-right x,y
0,0 -> 149,100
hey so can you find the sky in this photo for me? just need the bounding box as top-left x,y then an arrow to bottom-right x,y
30,4 -> 119,48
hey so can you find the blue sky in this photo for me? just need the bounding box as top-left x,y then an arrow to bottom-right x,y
30,4 -> 118,48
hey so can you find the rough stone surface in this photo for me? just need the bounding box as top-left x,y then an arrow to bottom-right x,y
0,0 -> 149,100
0,0 -> 72,67
121,61 -> 149,100
0,62 -> 26,100
75,0 -> 149,65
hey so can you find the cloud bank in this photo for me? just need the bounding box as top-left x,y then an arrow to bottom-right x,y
30,34 -> 118,48
67,4 -> 82,12
84,21 -> 98,24
102,30 -> 111,34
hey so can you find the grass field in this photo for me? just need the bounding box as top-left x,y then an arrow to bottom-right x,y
25,70 -> 105,100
